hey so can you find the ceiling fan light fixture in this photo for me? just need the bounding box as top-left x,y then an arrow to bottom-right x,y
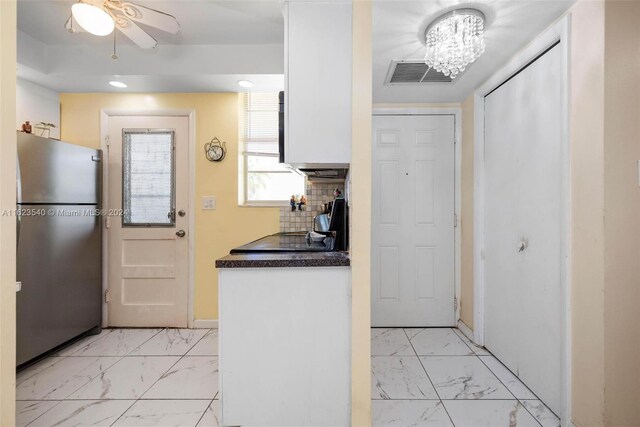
71,1 -> 115,36
424,8 -> 486,79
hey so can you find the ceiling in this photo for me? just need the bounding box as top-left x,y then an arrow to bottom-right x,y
17,0 -> 575,99
373,0 -> 575,103
17,0 -> 284,45
16,0 -> 285,93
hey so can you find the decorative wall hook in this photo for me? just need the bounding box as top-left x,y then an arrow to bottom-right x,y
204,137 -> 227,162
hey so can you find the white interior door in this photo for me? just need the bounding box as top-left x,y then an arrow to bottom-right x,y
107,116 -> 189,327
484,43 -> 563,414
372,115 -> 455,327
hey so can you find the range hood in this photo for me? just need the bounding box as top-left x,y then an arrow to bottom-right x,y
296,166 -> 348,182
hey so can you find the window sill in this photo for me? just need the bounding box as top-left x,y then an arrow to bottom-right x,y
239,202 -> 289,208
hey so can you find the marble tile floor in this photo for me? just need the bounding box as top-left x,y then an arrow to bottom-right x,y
16,326 -> 560,426
16,328 -> 220,427
371,327 -> 561,427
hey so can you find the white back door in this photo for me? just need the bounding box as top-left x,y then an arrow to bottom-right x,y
107,116 -> 189,327
372,115 -> 455,327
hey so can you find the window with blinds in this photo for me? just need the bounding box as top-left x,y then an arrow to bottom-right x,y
122,130 -> 175,226
241,93 -> 304,204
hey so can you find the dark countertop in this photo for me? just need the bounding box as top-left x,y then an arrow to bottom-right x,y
216,251 -> 351,268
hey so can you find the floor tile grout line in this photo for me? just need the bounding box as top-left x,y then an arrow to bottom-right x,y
476,354 -> 546,404
57,355 -> 126,401
22,399 -> 65,427
475,355 -> 530,401
517,398 -> 555,427
123,328 -> 167,357
401,328 -> 456,427
129,328 -> 212,357
371,398 -> 539,401
21,398 -> 218,401
18,355 -> 126,402
61,328 -> 117,357
194,398 -> 215,427
473,353 -> 545,427
447,327 -> 476,354
18,328 -> 217,427
452,328 -> 489,356
52,329 -> 167,401
107,398 -> 139,427
135,338 -> 217,401
183,328 -> 214,357
65,327 -> 166,358
108,342 -> 190,426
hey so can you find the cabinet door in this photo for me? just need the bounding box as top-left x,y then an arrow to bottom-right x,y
285,1 -> 352,165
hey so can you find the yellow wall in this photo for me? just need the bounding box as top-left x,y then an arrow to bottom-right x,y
460,95 -> 474,329
603,1 -> 640,424
0,1 -> 17,424
351,1 -> 372,424
59,93 -> 280,321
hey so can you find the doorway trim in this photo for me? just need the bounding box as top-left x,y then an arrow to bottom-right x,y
472,17 -> 571,424
100,108 -> 197,328
372,107 -> 462,324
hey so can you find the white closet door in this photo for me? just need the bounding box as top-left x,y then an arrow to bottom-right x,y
371,115 -> 455,327
484,43 -> 563,414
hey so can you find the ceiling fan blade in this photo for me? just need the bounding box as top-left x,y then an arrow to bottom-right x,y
108,1 -> 180,34
114,16 -> 157,49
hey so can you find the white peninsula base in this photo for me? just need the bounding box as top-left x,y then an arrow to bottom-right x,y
218,266 -> 351,427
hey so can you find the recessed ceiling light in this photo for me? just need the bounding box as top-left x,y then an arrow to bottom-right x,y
109,81 -> 127,88
71,1 -> 115,37
237,80 -> 254,88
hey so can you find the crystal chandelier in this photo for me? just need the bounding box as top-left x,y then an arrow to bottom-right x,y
424,9 -> 486,79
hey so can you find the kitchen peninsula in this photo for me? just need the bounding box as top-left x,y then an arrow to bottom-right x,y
215,250 -> 351,426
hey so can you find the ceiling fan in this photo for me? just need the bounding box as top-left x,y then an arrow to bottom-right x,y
65,0 -> 180,51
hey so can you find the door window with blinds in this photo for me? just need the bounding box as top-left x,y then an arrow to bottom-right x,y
122,130 -> 175,226
240,92 -> 304,205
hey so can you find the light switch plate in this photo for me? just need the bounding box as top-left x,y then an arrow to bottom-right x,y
202,196 -> 216,210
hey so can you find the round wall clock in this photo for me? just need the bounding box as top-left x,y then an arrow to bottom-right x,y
204,137 -> 227,162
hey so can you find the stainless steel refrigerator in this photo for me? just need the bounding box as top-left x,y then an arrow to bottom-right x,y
16,131 -> 102,366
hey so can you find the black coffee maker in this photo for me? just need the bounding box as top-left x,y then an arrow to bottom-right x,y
328,197 -> 348,251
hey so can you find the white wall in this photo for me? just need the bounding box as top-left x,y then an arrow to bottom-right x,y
16,78 -> 60,139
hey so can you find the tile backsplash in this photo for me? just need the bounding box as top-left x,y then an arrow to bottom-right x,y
280,181 -> 345,232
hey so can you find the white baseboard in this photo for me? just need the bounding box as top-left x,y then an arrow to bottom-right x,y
456,320 -> 475,342
193,319 -> 218,329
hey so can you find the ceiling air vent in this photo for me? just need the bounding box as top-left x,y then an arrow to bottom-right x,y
385,59 -> 454,85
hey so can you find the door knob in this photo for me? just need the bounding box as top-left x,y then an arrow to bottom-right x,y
176,230 -> 186,238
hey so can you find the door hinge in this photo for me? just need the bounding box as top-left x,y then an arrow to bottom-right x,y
454,214 -> 458,228
105,216 -> 110,229
454,296 -> 457,310
104,289 -> 110,303
105,135 -> 110,147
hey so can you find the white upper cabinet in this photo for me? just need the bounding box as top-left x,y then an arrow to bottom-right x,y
284,1 -> 352,166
